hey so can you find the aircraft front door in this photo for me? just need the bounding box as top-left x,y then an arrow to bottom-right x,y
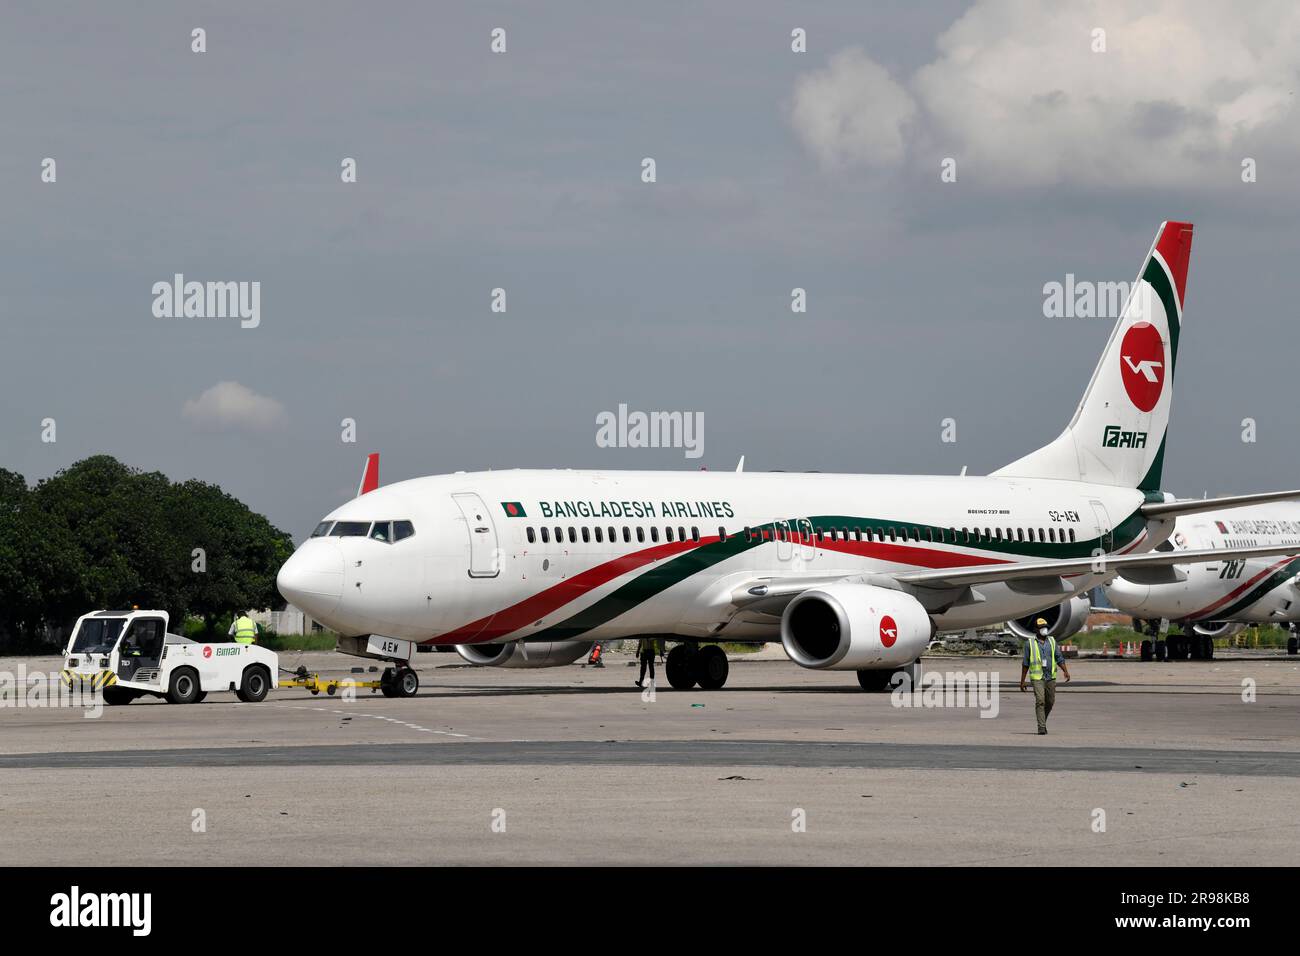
451,492 -> 501,578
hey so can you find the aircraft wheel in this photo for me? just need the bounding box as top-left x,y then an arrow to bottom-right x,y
236,665 -> 270,703
665,645 -> 697,690
1201,635 -> 1215,660
1287,636 -> 1298,655
395,668 -> 420,698
166,668 -> 201,705
1140,639 -> 1153,662
856,669 -> 892,692
693,645 -> 729,690
1154,640 -> 1167,662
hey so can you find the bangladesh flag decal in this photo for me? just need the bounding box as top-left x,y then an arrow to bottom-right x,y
501,501 -> 527,518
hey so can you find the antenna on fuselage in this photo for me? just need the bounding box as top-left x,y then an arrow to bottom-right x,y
736,456 -> 745,473
959,465 -> 968,477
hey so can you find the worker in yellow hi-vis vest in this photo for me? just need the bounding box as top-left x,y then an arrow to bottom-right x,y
1019,617 -> 1071,735
229,612 -> 260,645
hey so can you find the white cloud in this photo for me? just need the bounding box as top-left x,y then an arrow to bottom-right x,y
790,1 -> 1300,189
789,47 -> 917,170
182,381 -> 288,432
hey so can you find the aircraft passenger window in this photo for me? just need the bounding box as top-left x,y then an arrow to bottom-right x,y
370,522 -> 392,542
594,527 -> 603,543
650,527 -> 659,543
666,527 -> 675,542
1049,528 -> 1057,543
636,527 -> 645,543
540,527 -> 549,544
554,527 -> 563,543
393,520 -> 415,541
678,526 -> 686,542
1068,528 -> 1076,543
582,527 -> 591,543
762,529 -> 771,541
692,527 -> 700,542
526,527 -> 536,544
568,527 -> 577,543
815,528 -> 823,541
608,527 -> 616,543
329,521 -> 371,537
310,521 -> 334,538
887,527 -> 896,541
623,527 -> 632,543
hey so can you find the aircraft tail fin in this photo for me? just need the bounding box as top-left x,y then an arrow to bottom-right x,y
357,453 -> 379,496
993,220 -> 1193,491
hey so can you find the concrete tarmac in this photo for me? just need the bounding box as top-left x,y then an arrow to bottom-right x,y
1,651 -> 1297,865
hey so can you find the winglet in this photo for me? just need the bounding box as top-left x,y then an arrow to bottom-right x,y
357,453 -> 379,496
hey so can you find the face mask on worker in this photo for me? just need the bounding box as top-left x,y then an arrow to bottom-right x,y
1037,628 -> 1049,638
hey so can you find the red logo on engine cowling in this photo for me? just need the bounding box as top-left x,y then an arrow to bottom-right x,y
203,646 -> 212,658
879,615 -> 898,648
1119,322 -> 1165,412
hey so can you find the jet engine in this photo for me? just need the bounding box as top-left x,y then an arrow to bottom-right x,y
455,640 -> 593,668
1006,595 -> 1091,641
780,582 -> 932,670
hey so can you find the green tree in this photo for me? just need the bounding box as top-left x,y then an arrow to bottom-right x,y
0,457 -> 293,648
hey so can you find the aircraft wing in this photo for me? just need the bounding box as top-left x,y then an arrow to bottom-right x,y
1141,488 -> 1300,519
721,542 -> 1300,618
892,543 -> 1300,589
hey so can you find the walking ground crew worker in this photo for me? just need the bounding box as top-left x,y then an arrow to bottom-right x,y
634,637 -> 659,688
1019,617 -> 1071,734
229,611 -> 260,645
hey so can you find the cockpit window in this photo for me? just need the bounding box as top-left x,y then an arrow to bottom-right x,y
71,618 -> 126,654
393,520 -> 415,541
370,522 -> 392,542
310,521 -> 334,538
329,521 -> 371,537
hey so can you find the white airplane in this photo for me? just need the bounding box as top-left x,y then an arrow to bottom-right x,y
277,221 -> 1300,693
1105,500 -> 1300,660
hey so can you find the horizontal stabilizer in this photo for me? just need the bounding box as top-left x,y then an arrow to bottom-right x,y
1140,488 -> 1300,519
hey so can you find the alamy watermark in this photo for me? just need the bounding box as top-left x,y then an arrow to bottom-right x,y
152,274 -> 260,329
596,403 -> 704,459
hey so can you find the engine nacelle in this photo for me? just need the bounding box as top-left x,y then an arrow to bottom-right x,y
1006,595 -> 1091,641
781,582 -> 932,670
1191,620 -> 1245,639
455,640 -> 593,668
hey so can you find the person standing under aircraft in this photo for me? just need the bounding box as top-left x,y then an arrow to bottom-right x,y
1019,618 -> 1071,734
634,637 -> 659,688
229,612 -> 260,645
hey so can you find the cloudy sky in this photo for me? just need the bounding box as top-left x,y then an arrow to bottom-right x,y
3,1 -> 1299,541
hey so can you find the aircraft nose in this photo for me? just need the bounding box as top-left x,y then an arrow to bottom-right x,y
277,539 -> 344,618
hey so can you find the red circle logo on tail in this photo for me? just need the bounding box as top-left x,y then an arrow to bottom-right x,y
1119,322 -> 1165,412
879,615 -> 898,648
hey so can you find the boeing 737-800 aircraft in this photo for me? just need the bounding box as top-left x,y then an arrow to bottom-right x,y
1106,501 -> 1300,660
277,221 -> 1300,695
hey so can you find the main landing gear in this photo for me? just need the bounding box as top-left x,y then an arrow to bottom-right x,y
665,644 -> 730,690
380,666 -> 420,698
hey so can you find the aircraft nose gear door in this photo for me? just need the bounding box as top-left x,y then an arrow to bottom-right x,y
452,492 -> 501,578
